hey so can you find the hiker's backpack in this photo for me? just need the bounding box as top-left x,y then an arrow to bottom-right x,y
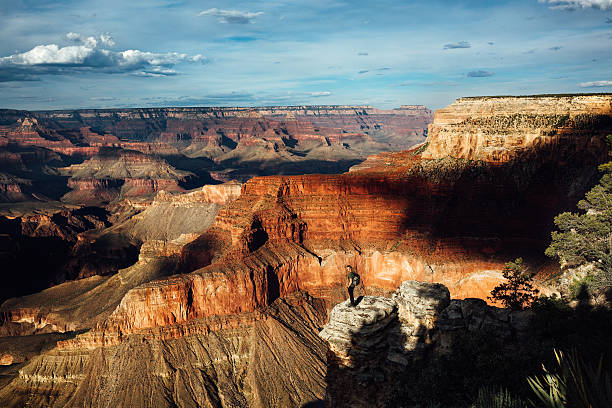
351,272 -> 361,286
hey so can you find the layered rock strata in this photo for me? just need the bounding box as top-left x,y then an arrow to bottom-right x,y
320,280 -> 532,408
0,105 -> 432,204
16,93 -> 607,347
46,94 -> 609,356
32,105 -> 432,146
0,182 -> 242,337
60,149 -> 195,205
423,94 -> 612,163
0,94 -> 609,407
0,292 -> 328,408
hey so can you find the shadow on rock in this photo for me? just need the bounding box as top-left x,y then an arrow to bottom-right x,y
319,281 -> 450,408
320,279 -> 612,408
301,399 -> 325,408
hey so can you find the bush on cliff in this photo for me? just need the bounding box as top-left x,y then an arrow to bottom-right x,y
546,136 -> 612,298
386,290 -> 612,408
488,258 -> 539,310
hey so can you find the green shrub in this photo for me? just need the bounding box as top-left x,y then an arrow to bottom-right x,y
527,349 -> 612,408
568,273 -> 596,300
488,258 -> 539,310
411,141 -> 429,156
545,135 -> 612,277
472,386 -> 527,408
568,271 -> 612,300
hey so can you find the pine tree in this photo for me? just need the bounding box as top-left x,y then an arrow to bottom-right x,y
488,258 -> 539,310
545,136 -> 612,296
545,169 -> 612,275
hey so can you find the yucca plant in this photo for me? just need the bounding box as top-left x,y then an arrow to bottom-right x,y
527,350 -> 567,408
472,386 -> 527,408
527,349 -> 612,408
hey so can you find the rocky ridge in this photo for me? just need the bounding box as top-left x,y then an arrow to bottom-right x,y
60,148 -> 195,205
423,94 -> 612,163
0,105 -> 432,206
0,182 -> 242,338
320,280 -> 532,408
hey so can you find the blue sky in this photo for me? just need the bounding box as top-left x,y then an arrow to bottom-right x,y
1,0 -> 611,110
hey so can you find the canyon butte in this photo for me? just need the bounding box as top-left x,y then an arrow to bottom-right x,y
0,94 -> 610,407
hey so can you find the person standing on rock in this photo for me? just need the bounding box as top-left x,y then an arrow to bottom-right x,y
346,265 -> 361,306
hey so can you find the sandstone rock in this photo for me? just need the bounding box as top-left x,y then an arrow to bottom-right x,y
319,296 -> 397,367
320,281 -> 451,408
0,355 -> 11,366
436,298 -> 534,353
422,94 -> 612,163
60,149 -> 194,205
0,292 -> 328,408
393,280 -> 450,329
320,280 -> 533,408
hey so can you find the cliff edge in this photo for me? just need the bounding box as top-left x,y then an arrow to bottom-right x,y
320,280 -> 532,408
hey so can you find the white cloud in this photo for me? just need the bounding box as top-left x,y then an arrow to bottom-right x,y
65,32 -> 102,48
0,34 -> 206,81
578,80 -> 612,87
198,8 -> 263,24
66,32 -> 81,42
310,91 -> 331,96
100,34 -> 115,47
540,0 -> 612,10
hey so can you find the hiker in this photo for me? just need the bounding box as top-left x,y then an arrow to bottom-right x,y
346,265 -> 361,306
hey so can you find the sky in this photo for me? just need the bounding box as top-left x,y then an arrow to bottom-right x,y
0,0 -> 611,111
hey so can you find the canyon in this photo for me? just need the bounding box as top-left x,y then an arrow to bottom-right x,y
0,94 -> 610,407
0,105 -> 432,208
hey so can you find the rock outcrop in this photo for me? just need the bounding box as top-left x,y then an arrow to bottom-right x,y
60,148 -> 195,205
0,292 -> 329,408
0,182 -> 242,336
423,94 -> 612,163
114,181 -> 242,242
320,280 -> 531,408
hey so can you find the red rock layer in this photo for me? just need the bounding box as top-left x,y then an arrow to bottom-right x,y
61,95 -> 611,346
0,96 -> 609,408
0,106 -> 432,152
60,149 -> 194,204
67,169 -> 551,345
32,105 -> 432,143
